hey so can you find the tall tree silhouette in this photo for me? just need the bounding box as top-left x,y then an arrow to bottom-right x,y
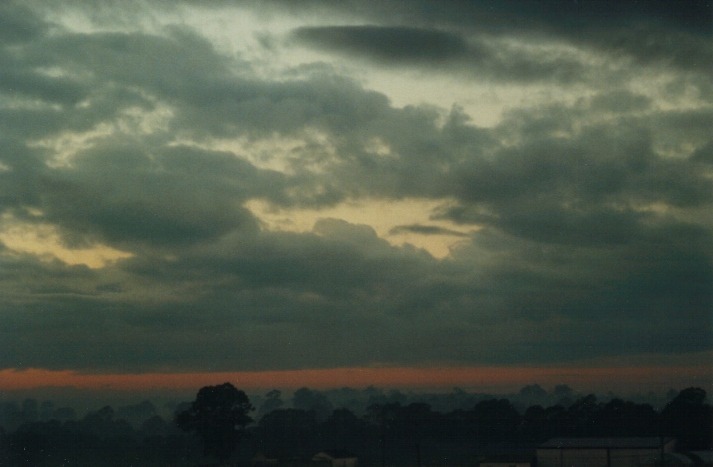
175,382 -> 253,463
660,387 -> 713,450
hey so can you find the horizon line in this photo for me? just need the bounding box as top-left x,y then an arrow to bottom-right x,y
1,365 -> 710,394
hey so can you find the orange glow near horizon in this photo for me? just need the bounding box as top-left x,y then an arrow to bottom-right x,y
1,366 -> 710,394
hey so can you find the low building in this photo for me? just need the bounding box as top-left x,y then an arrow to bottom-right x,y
688,451 -> 713,466
479,454 -> 532,467
638,452 -> 695,465
251,451 -> 279,465
537,437 -> 676,467
312,449 -> 358,467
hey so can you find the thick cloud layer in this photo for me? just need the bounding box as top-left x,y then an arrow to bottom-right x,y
1,1 -> 711,377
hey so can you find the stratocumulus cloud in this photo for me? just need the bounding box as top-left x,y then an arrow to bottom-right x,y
0,0 -> 711,389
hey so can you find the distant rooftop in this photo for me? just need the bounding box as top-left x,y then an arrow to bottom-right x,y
313,449 -> 357,459
539,437 -> 674,449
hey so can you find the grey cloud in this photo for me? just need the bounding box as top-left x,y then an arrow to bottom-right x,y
0,2 -> 47,44
0,220 -> 446,371
0,139 -> 45,211
37,28 -> 234,96
691,141 -> 713,164
437,113 -> 713,247
0,1 -> 710,374
0,65 -> 89,106
27,27 -> 390,140
39,142 -> 283,248
1,211 -> 710,371
588,90 -> 652,114
453,224 -> 712,354
5,216 -> 709,371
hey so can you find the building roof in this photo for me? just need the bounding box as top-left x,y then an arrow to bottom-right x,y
479,454 -> 533,463
313,449 -> 357,460
665,453 -> 695,465
539,437 -> 674,449
689,451 -> 713,463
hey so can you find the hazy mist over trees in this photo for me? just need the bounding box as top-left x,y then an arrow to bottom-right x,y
1,384 -> 710,466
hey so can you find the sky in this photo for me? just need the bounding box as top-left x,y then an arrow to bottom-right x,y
0,0 -> 711,396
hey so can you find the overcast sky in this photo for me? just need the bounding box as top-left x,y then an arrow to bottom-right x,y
1,0 -> 711,392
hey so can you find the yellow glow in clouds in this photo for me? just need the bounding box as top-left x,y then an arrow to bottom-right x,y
0,215 -> 132,269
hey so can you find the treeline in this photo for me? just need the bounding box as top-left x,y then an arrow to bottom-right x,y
1,387 -> 710,466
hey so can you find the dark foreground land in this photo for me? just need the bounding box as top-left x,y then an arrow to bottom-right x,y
1,386 -> 710,466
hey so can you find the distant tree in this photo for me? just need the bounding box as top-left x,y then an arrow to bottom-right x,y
80,405 -> 133,439
21,399 -> 38,424
292,387 -> 333,421
519,384 -> 547,399
553,384 -> 574,405
257,389 -> 284,419
141,414 -> 173,437
175,382 -> 254,463
117,400 -> 157,427
52,406 -> 76,422
39,401 -> 54,421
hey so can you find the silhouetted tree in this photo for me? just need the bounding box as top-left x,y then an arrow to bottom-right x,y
660,387 -> 713,450
321,408 -> 366,451
522,404 -> 547,441
365,402 -> 401,467
599,398 -> 657,437
7,427 -> 47,466
175,382 -> 254,463
468,398 -> 521,443
567,394 -> 601,436
400,403 -> 436,467
257,408 -> 319,458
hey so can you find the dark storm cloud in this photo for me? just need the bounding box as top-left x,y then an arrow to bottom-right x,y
292,25 -> 587,84
0,0 -> 711,373
293,26 -> 469,63
327,0 -> 713,75
389,224 -> 469,237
